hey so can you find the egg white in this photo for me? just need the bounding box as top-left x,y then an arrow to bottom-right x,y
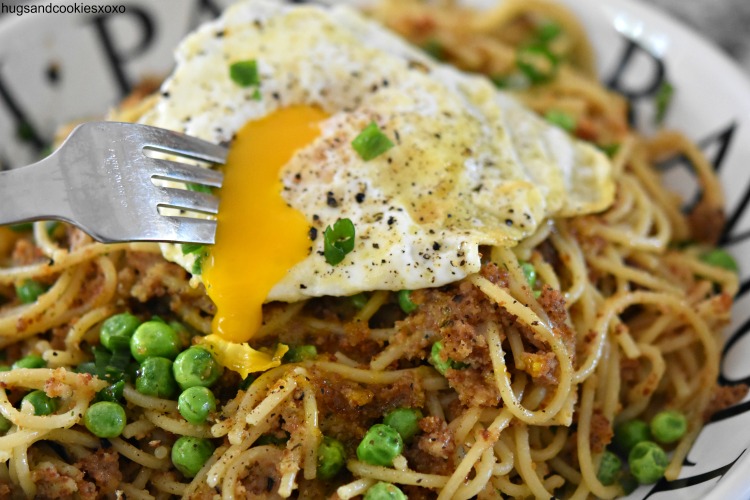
143,0 -> 614,302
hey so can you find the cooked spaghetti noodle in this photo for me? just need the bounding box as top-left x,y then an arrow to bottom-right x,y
0,0 -> 744,498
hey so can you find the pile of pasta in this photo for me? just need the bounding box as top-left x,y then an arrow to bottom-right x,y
0,0 -> 743,498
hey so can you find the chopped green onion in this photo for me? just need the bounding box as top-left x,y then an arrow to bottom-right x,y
598,144 -> 620,158
229,60 -> 260,88
351,122 -> 394,161
256,432 -> 290,446
519,262 -> 537,289
9,223 -> 33,232
544,110 -> 576,132
251,88 -> 262,101
397,290 -> 417,314
491,73 -> 530,90
422,39 -> 444,60
187,183 -> 212,194
181,243 -> 205,255
537,22 -> 562,43
699,249 -> 738,273
351,293 -> 368,310
323,218 -> 356,266
192,255 -> 205,275
516,44 -> 559,84
95,380 -> 126,404
654,80 -> 674,125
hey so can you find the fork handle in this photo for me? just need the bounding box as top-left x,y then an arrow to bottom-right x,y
0,158 -> 74,226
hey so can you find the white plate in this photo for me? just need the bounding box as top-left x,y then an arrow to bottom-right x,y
1,1 -> 750,498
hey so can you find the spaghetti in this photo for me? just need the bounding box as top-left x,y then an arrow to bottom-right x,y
0,0 -> 744,498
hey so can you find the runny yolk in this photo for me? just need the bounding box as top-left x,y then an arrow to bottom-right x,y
202,106 -> 328,343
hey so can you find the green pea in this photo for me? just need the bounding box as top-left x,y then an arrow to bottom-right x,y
15,279 -> 47,304
173,347 -> 222,390
0,414 -> 12,433
12,355 -> 45,370
628,441 -> 668,484
171,436 -> 215,478
429,341 -> 466,376
520,262 -> 537,289
357,424 -> 403,467
650,410 -> 687,444
351,293 -> 368,310
84,401 -> 127,438
397,290 -> 417,314
283,345 -> 317,364
136,357 -> 178,399
614,419 -> 650,453
383,408 -> 422,441
100,313 -> 141,352
364,482 -> 407,500
178,386 -> 217,425
21,390 -> 57,416
597,450 -> 622,486
700,249 -> 739,273
130,321 -> 181,362
317,436 -> 346,480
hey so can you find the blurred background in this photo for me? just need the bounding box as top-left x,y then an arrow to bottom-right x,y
1,0 -> 748,74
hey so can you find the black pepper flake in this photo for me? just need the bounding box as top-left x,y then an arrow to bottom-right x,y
505,219 -> 513,226
313,214 -> 320,221
387,216 -> 396,225
433,242 -> 441,251
215,30 -> 225,38
373,243 -> 380,249
308,227 -> 318,241
355,192 -> 366,203
326,192 -> 337,207
161,91 -> 170,98
294,173 -> 301,181
299,284 -> 307,289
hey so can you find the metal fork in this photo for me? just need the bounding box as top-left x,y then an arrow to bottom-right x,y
0,122 -> 226,245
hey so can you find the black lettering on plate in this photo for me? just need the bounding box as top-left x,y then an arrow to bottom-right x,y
189,0 -> 223,30
644,450 -> 745,498
0,67 -> 44,151
89,5 -> 155,97
606,37 -> 666,124
718,314 -> 750,387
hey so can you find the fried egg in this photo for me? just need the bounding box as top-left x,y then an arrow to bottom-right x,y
143,0 -> 614,344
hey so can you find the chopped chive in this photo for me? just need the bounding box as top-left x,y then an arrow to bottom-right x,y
251,88 -> 261,101
229,60 -> 260,88
181,243 -> 205,255
9,223 -> 33,232
398,290 -> 417,314
598,144 -> 620,158
192,255 -> 204,275
654,80 -> 674,125
544,110 -> 576,132
351,122 -> 394,161
323,218 -> 356,266
283,345 -> 317,363
422,39 -> 444,61
516,44 -> 559,84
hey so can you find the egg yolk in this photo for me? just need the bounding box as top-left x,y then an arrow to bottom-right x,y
202,106 -> 328,343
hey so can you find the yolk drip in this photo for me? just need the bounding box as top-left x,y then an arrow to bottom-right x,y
203,106 -> 328,343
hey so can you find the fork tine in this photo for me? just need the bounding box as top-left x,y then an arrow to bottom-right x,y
149,158 -> 224,187
162,216 -> 218,245
157,186 -> 220,214
140,125 -> 228,164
